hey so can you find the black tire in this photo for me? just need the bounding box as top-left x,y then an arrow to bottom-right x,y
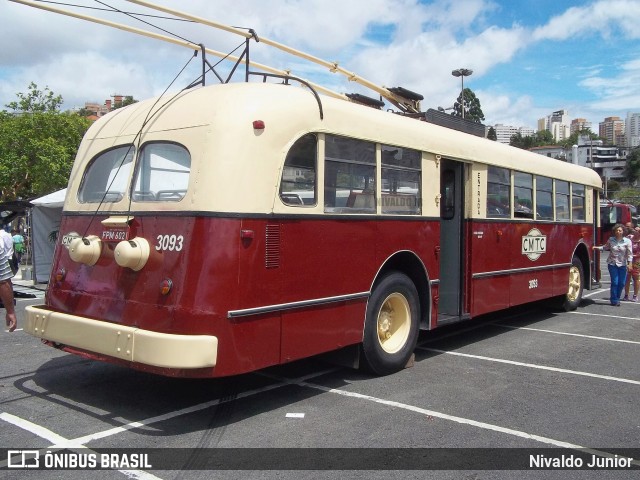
560,257 -> 584,311
361,272 -> 420,375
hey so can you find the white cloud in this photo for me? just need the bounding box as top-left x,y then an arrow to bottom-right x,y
1,0 -> 638,130
579,58 -> 640,111
532,0 -> 640,41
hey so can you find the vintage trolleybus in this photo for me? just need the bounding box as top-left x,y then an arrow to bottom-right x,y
24,81 -> 602,378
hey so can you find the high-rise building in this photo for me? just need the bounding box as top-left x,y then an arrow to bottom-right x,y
627,112 -> 640,148
570,118 -> 592,135
492,124 -> 535,145
599,116 -> 625,146
538,109 -> 570,142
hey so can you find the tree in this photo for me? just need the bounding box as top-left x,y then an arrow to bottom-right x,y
558,129 -> 599,150
487,127 -> 497,141
5,82 -> 62,113
625,147 -> 640,185
0,84 -> 91,201
452,88 -> 485,123
510,130 -> 555,150
112,95 -> 138,110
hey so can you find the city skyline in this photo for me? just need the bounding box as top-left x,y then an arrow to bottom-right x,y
1,0 -> 639,130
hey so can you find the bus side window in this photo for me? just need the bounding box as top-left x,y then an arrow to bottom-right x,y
514,172 -> 533,219
571,183 -> 585,222
324,135 -> 376,213
487,166 -> 510,218
535,176 -> 553,220
555,180 -> 570,221
280,134 -> 317,206
381,145 -> 421,215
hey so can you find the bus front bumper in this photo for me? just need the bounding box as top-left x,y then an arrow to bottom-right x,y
24,305 -> 218,369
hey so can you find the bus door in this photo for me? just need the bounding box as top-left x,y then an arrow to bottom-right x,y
438,159 -> 467,323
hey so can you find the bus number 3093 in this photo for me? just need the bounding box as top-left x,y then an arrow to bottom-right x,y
155,234 -> 184,252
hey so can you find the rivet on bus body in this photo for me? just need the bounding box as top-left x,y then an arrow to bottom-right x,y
252,120 -> 265,130
160,279 -> 173,296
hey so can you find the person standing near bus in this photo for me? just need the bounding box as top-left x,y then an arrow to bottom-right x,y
0,229 -> 17,331
11,229 -> 24,265
594,223 -> 633,306
623,226 -> 640,302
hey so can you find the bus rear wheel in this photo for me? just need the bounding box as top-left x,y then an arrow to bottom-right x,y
361,272 -> 420,375
560,257 -> 584,311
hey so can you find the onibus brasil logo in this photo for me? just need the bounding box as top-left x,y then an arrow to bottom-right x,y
522,228 -> 547,261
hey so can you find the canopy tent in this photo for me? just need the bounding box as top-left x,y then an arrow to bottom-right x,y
31,188 -> 66,283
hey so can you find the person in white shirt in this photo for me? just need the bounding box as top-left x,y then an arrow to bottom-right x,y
0,228 -> 16,331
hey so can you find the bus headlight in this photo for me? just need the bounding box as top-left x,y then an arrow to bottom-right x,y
114,237 -> 150,271
68,236 -> 102,266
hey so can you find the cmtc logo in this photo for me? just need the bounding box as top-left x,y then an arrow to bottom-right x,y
7,450 -> 39,468
522,228 -> 547,261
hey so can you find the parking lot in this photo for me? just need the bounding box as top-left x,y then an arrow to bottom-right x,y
0,277 -> 639,479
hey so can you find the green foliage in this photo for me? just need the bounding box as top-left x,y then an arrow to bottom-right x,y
487,127 -> 497,141
509,130 -> 555,150
452,88 -> 485,123
613,187 -> 640,205
624,147 -> 640,185
0,84 -> 91,201
558,129 -> 599,149
112,96 -> 138,110
5,82 -> 62,113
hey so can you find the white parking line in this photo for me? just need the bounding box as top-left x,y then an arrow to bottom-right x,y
0,413 -> 161,479
570,311 -> 640,321
492,323 -> 640,345
583,288 -> 607,298
418,347 -> 640,385
268,374 -> 639,467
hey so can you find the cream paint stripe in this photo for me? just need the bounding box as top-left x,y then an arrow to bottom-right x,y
570,311 -> 640,321
266,375 -> 640,466
492,324 -> 640,345
419,348 -> 640,385
0,413 -> 161,479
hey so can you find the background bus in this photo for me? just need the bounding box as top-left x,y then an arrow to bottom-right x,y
24,82 -> 602,378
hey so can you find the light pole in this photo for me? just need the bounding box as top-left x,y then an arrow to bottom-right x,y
451,68 -> 473,119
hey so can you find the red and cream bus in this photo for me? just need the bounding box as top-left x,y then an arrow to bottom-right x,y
24,81 -> 602,378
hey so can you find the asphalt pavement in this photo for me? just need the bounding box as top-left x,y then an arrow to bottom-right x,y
0,263 -> 638,480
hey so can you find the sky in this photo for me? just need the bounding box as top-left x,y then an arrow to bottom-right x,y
1,0 -> 639,130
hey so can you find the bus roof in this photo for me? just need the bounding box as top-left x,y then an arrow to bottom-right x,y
67,82 -> 602,213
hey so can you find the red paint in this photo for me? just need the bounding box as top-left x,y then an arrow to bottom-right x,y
45,213 -> 595,377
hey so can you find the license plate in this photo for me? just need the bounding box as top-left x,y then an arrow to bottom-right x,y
101,228 -> 129,242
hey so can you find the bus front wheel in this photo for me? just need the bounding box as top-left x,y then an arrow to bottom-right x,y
361,272 -> 420,376
561,257 -> 584,311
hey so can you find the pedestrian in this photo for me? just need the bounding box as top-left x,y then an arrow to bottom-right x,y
11,229 -> 24,265
0,228 -> 17,331
593,223 -> 633,306
623,226 -> 640,301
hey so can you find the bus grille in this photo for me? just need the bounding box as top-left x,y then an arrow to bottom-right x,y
265,224 -> 281,269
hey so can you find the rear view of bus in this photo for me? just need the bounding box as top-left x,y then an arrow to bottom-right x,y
24,84 -> 300,378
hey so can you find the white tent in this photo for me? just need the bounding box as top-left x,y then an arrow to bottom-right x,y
30,188 -> 66,283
